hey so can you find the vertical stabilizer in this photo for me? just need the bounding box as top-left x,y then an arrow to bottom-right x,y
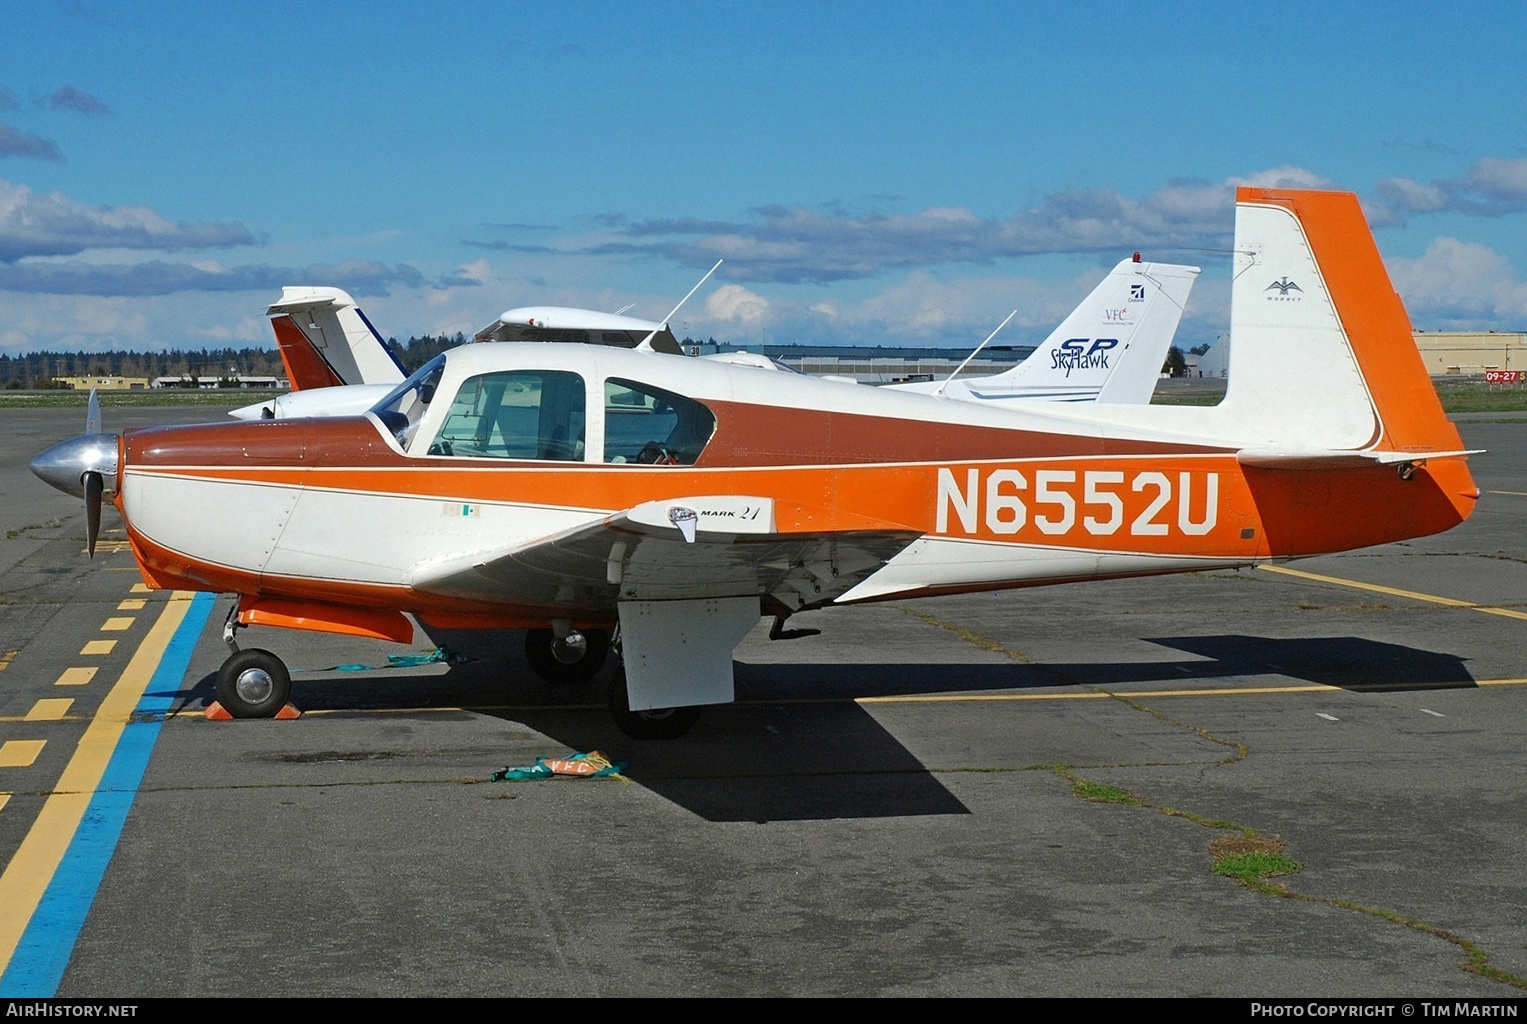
266,287 -> 408,392
989,258 -> 1200,402
1094,261 -> 1200,404
889,257 -> 1200,404
1223,189 -> 1464,456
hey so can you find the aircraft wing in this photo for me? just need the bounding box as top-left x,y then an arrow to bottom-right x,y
473,306 -> 684,354
410,494 -> 921,612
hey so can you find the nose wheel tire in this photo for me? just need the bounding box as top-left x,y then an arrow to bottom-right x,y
525,628 -> 609,684
607,665 -> 700,740
215,649 -> 292,719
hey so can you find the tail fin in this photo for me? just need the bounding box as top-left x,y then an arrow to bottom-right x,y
889,257 -> 1199,403
266,287 -> 408,391
1223,188 -> 1464,457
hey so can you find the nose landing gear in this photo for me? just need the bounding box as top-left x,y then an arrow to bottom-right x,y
215,648 -> 293,719
213,600 -> 292,719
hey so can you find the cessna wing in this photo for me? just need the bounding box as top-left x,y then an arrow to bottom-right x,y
473,306 -> 683,354
237,302 -> 687,421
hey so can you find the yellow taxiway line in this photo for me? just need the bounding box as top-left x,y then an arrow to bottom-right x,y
1258,564 -> 1527,621
0,594 -> 194,971
854,678 -> 1527,705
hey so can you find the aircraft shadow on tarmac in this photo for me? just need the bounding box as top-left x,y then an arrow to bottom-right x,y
170,659 -> 971,823
735,633 -> 1477,698
1136,634 -> 1477,691
165,632 -> 1470,823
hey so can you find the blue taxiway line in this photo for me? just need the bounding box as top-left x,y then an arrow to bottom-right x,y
0,592 -> 215,997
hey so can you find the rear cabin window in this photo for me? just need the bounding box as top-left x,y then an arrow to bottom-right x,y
603,378 -> 716,465
428,370 -> 586,461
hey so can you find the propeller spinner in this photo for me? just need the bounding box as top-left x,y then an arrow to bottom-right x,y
29,388 -> 120,557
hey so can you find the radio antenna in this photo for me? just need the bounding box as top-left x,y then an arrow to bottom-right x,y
933,309 -> 1018,398
636,259 -> 724,352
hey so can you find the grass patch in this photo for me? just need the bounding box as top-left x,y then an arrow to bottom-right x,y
1431,379 -> 1527,413
1209,835 -> 1302,891
1071,779 -> 1141,805
6,518 -> 65,539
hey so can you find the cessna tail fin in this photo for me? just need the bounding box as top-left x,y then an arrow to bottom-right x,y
1222,188 -> 1464,459
892,257 -> 1199,404
266,287 -> 408,391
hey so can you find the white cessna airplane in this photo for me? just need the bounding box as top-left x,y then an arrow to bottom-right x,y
233,255 -> 1198,420
889,256 -> 1200,404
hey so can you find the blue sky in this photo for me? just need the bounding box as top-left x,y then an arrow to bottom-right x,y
2,0 -> 1526,356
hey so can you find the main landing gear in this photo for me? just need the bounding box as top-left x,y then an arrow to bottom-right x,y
606,665 -> 700,741
525,624 -> 698,739
211,603 -> 699,738
523,627 -> 610,684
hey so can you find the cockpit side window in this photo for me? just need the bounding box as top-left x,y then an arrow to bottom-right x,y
427,370 -> 586,461
370,355 -> 445,451
603,378 -> 716,465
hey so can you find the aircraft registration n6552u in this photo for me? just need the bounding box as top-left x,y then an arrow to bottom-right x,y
31,188 -> 1479,738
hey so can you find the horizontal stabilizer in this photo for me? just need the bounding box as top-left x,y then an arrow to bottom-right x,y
1237,447 -> 1483,470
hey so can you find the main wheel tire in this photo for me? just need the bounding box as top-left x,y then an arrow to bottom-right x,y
215,649 -> 292,719
525,628 -> 609,684
607,665 -> 700,740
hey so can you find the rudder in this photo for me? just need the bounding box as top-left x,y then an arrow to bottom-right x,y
1227,187 -> 1463,457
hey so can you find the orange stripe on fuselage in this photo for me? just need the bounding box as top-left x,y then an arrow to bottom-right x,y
124,450 -> 1473,562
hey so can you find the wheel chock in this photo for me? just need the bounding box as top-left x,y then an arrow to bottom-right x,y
203,701 -> 302,720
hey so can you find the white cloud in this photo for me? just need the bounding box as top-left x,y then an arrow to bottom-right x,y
567,167 -> 1325,285
1372,156 -> 1527,222
1388,237 -> 1527,324
1228,166 -> 1335,189
1468,157 -> 1527,201
705,283 -> 770,324
0,177 -> 257,261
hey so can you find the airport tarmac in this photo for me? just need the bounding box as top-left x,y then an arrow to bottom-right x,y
1,404 -> 1525,997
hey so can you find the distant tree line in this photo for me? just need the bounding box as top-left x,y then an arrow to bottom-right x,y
0,335 -> 471,388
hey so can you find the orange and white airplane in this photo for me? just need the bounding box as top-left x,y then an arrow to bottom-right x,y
31,188 -> 1478,738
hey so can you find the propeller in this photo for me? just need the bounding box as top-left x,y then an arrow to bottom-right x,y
29,387 -> 120,559
82,388 -> 103,557
84,467 -> 103,557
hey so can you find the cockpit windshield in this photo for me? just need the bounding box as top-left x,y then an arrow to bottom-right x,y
369,354 -> 445,451
426,369 -> 586,461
